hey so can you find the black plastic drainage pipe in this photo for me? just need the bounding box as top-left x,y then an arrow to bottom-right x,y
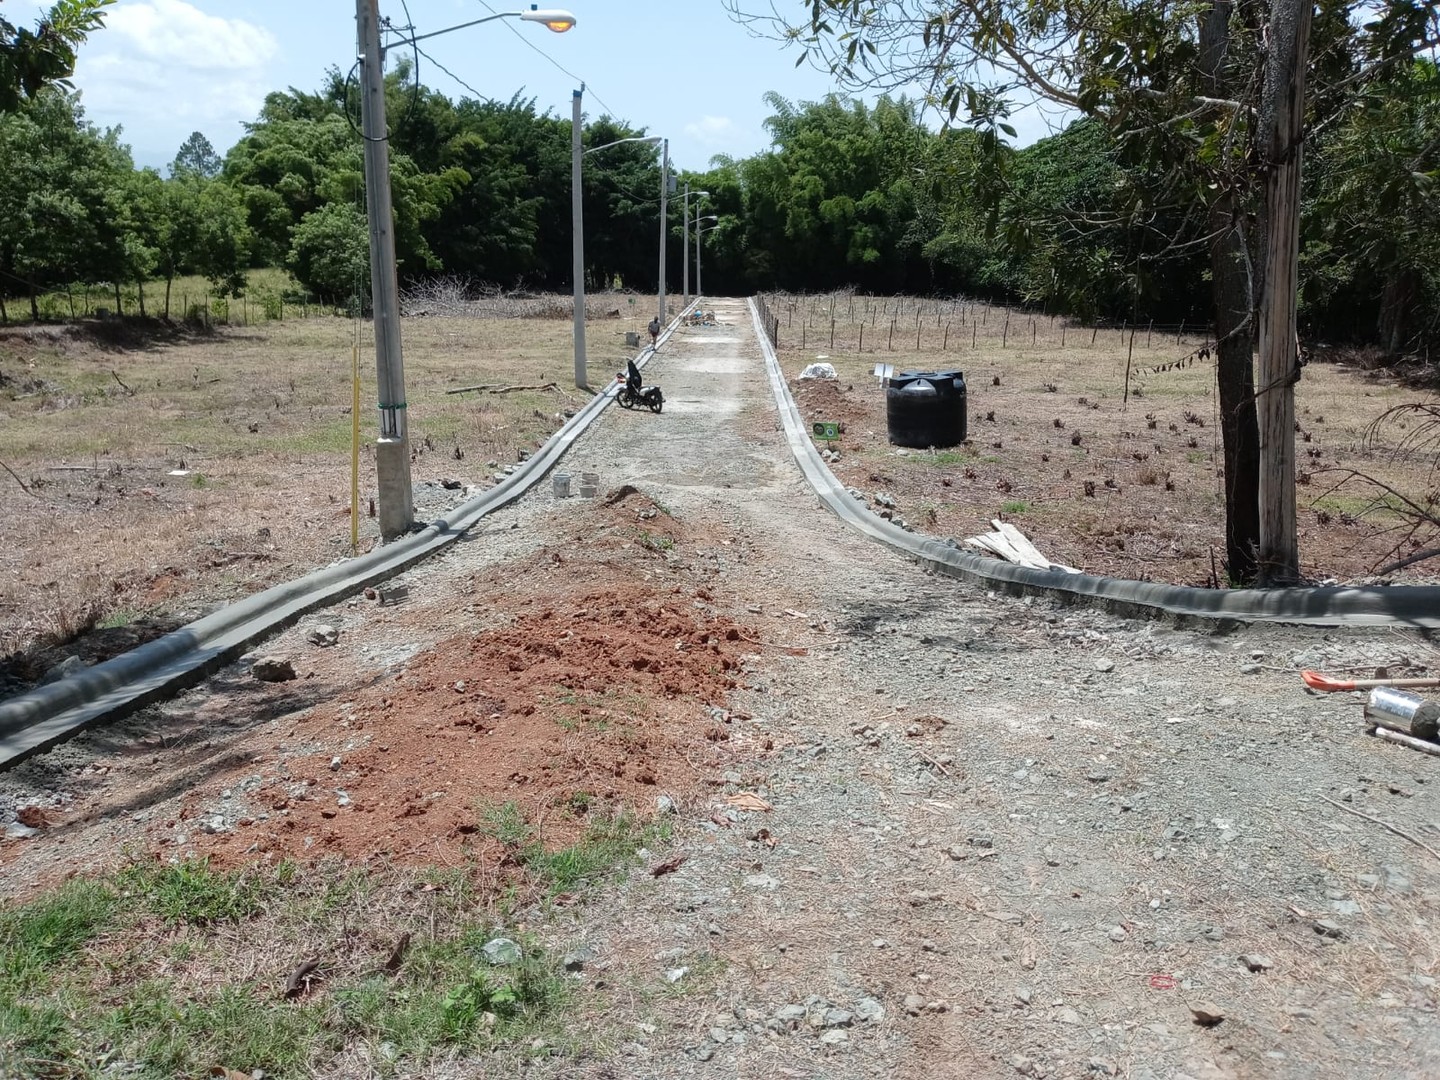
0,307 -> 694,767
748,297 -> 1440,630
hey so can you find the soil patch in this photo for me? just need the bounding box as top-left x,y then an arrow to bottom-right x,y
0,486 -> 756,887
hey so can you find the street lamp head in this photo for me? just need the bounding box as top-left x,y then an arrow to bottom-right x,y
404,7 -> 576,46
520,7 -> 576,32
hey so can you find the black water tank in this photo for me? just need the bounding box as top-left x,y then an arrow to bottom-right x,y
886,370 -> 967,448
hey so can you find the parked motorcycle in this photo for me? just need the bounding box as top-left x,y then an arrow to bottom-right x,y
616,359 -> 663,413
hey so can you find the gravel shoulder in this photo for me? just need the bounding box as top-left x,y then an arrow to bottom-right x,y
2,300 -> 1437,1079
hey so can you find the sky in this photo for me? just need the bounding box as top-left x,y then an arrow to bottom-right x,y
12,0 -> 1066,174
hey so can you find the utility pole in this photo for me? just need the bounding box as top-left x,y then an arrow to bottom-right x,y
356,0 -> 413,540
658,137 -> 668,325
571,85 -> 587,388
682,180 -> 689,307
1256,0 -> 1312,584
696,215 -> 717,299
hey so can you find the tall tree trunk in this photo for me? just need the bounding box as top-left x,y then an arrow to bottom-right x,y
0,291 -> 8,324
137,279 -> 146,318
1377,270 -> 1414,355
1255,0 -> 1312,584
113,281 -> 122,317
29,285 -> 39,322
1209,203 -> 1262,584
1200,0 -> 1262,584
165,273 -> 173,320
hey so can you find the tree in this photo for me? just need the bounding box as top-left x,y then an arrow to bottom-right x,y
731,0 -> 1440,584
0,88 -> 125,318
288,202 -> 369,303
170,130 -> 221,179
1303,59 -> 1440,354
0,0 -> 112,112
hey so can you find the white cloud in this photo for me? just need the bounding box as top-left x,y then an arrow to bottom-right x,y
105,0 -> 279,71
683,116 -> 747,147
66,0 -> 280,166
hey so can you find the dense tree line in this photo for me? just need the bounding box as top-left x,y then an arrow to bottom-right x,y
0,56 -> 1434,357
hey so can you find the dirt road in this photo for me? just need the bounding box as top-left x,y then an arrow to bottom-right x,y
3,299 -> 1437,1078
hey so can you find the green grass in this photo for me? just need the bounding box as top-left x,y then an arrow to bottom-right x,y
97,608 -> 142,630
0,879 -> 118,996
478,800 -> 660,898
902,448 -> 975,466
637,531 -> 675,553
117,859 -> 267,925
1,268 -> 319,325
527,812 -> 660,895
1308,490 -> 1408,518
0,851 -> 612,1077
1000,500 -> 1030,514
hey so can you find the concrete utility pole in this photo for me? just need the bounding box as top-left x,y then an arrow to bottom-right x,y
658,137 -> 669,324
571,85 -> 587,388
681,185 -> 708,307
696,214 -> 717,298
356,0 -> 413,540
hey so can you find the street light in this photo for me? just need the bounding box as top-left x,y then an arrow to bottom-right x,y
359,0 -> 574,540
682,185 -> 709,307
573,132 -> 666,387
694,214 -> 718,299
406,7 -> 575,44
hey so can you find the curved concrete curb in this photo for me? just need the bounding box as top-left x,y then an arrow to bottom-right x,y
747,298 -> 1440,629
0,307 -> 693,766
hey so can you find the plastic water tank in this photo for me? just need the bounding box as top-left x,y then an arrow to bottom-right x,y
886,370 -> 967,448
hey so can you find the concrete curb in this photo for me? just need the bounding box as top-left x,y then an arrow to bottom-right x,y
747,297 -> 1440,629
0,306 -> 694,766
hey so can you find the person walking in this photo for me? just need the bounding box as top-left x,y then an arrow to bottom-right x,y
648,316 -> 661,348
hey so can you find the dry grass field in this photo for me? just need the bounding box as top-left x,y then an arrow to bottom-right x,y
3,288 -> 1435,685
0,296 -> 658,682
766,291 -> 1437,586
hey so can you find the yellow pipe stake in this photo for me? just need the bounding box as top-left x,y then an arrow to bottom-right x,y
351,339 -> 361,556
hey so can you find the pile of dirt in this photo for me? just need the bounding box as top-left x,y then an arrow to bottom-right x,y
123,487 -> 758,872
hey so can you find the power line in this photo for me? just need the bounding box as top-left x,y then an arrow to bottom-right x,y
472,0 -> 620,117
412,42 -> 492,103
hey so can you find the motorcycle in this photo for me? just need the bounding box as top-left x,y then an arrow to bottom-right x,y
616,358 -> 663,413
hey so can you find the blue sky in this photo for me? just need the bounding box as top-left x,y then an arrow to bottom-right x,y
14,0 -> 1065,173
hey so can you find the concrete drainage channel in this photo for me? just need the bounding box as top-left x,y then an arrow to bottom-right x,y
0,310 -> 693,768
747,297 -> 1440,630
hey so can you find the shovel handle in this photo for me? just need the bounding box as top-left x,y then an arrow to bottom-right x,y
1301,670 -> 1440,693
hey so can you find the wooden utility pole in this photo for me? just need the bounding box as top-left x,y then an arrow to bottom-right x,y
1256,0 -> 1312,584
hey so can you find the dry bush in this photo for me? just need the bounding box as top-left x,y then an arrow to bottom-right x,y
400,278 -> 651,321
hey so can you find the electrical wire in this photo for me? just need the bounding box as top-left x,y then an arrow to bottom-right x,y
472,0 -> 620,117
412,43 -> 492,104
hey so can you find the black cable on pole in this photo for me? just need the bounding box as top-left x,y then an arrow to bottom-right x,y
471,0 -> 619,117
412,43 -> 492,103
